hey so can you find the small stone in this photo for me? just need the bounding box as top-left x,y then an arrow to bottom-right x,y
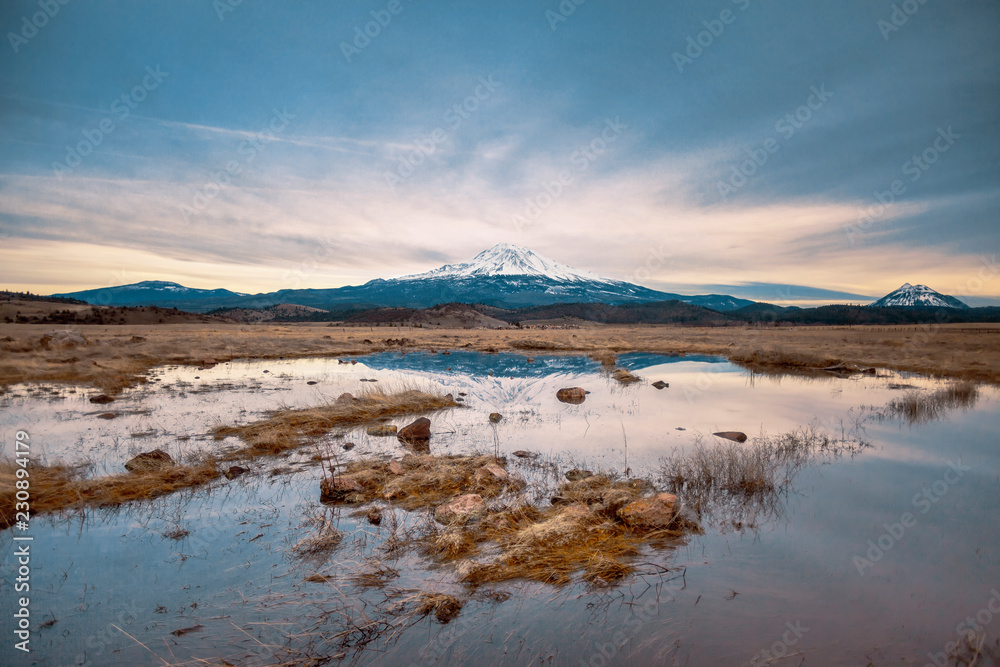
556,387 -> 587,404
435,494 -> 486,524
307,381 -> 318,385
336,392 -> 355,404
90,394 -> 114,404
511,450 -> 539,459
224,466 -> 247,480
366,508 -> 383,526
367,425 -> 398,436
565,469 -> 593,482
388,461 -> 406,475
97,412 -> 118,420
342,442 -> 355,451
489,412 -> 502,423
477,464 -> 508,482
713,431 -> 748,443
651,380 -> 669,389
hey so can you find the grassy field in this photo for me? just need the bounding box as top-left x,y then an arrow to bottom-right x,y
2,320 -> 999,393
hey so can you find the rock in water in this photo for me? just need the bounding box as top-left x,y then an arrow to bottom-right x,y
435,494 -> 486,524
712,431 -> 748,443
556,387 -> 587,404
367,424 -> 398,436
89,394 -> 114,404
489,412 -> 503,423
565,469 -> 593,481
224,465 -> 247,480
320,476 -> 364,502
125,449 -> 174,472
618,493 -> 678,529
397,418 -> 431,447
651,380 -> 669,389
511,450 -> 539,459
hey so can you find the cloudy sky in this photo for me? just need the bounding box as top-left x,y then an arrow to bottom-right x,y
1,0 -> 998,305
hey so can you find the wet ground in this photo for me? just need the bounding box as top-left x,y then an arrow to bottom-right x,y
1,351 -> 998,665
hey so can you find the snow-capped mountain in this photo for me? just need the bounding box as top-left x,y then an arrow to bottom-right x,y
870,283 -> 969,309
54,246 -> 756,312
399,243 -> 613,283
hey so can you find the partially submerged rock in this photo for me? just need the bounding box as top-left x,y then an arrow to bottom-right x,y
397,417 -> 431,447
612,368 -> 641,385
320,476 -> 364,502
336,392 -> 355,404
556,387 -> 587,404
565,469 -> 593,482
477,464 -> 508,483
511,450 -> 539,459
651,380 -> 669,389
224,465 -> 247,480
489,412 -> 503,423
125,449 -> 174,473
89,394 -> 114,404
388,460 -> 406,475
367,424 -> 398,436
435,494 -> 486,524
618,493 -> 678,529
712,431 -> 748,443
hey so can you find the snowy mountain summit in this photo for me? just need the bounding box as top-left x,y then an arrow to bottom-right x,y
870,283 -> 969,309
398,243 -> 613,283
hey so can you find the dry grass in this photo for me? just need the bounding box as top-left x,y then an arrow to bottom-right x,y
328,454 -> 522,509
212,389 -> 457,458
878,381 -> 980,424
0,457 -> 220,529
2,321 -> 998,393
660,427 -> 868,526
291,513 -> 344,563
611,367 -> 642,384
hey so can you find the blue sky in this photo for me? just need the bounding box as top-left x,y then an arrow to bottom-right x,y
1,0 -> 998,305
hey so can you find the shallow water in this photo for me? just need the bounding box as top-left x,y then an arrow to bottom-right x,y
1,352 -> 998,665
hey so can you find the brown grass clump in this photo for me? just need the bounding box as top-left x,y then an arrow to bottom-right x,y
413,592 -> 464,624
879,381 -> 979,424
292,514 -> 344,563
414,474 -> 690,588
611,368 -> 641,384
326,454 -> 523,510
212,389 -> 457,458
588,350 -> 618,367
0,457 -> 220,529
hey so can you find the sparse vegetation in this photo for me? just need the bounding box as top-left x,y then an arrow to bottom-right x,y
0,456 -> 220,529
875,381 -> 980,424
212,389 -> 457,458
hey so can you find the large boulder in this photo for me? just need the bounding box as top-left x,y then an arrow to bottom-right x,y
712,431 -> 748,443
397,418 -> 431,448
40,330 -> 88,349
124,450 -> 174,473
556,387 -> 587,404
618,493 -> 678,529
434,494 -> 486,524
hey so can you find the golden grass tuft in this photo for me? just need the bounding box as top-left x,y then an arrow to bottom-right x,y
611,367 -> 641,384
0,457 -> 220,529
880,381 -> 979,424
212,389 -> 457,458
328,454 -> 523,509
